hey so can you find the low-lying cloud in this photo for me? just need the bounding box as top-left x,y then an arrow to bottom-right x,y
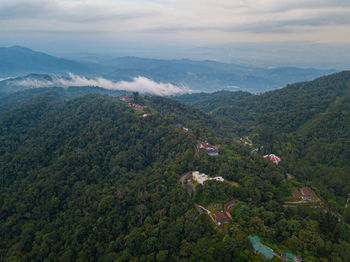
8,73 -> 195,96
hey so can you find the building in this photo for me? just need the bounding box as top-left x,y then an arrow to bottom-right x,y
213,176 -> 224,182
192,171 -> 208,185
214,210 -> 231,226
293,188 -> 302,198
198,141 -> 221,156
300,187 -> 316,201
293,187 -> 316,201
127,103 -> 143,110
224,200 -> 236,219
281,252 -> 302,262
263,154 -> 281,164
208,149 -> 219,156
198,141 -> 213,150
192,171 -> 224,185
248,235 -> 274,260
119,95 -> 133,102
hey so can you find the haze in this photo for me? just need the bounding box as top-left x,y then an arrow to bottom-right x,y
1,0 -> 350,69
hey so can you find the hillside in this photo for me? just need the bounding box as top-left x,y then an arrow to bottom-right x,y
177,71 -> 350,133
177,71 -> 350,210
0,86 -> 128,114
1,92 -> 350,261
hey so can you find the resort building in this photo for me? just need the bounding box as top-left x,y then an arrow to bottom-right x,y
192,171 -> 224,185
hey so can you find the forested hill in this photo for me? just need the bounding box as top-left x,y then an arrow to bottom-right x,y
177,70 -> 350,214
1,90 -> 350,261
176,70 -> 350,133
0,86 -> 128,114
0,93 -> 200,260
0,93 -> 251,261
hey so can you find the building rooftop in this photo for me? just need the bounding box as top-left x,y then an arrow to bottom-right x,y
293,188 -> 302,198
264,153 -> 281,164
249,235 -> 274,259
281,252 -> 302,262
301,187 -> 316,199
214,210 -> 231,225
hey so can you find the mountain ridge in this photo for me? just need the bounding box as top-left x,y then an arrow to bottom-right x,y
0,46 -> 338,93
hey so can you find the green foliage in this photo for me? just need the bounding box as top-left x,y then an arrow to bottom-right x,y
1,69 -> 350,262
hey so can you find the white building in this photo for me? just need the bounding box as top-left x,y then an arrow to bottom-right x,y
192,171 -> 224,185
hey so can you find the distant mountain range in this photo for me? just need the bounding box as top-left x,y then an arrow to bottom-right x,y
0,46 -> 338,93
0,46 -> 91,77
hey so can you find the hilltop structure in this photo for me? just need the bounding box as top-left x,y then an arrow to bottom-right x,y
192,171 -> 224,185
198,141 -> 221,156
300,187 -> 316,201
264,154 -> 281,164
127,103 -> 143,110
214,200 -> 236,226
293,187 -> 316,201
119,95 -> 133,102
214,210 -> 231,226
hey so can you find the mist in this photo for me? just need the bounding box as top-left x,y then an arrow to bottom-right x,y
9,73 -> 195,96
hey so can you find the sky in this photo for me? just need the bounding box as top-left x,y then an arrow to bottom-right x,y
0,0 -> 350,69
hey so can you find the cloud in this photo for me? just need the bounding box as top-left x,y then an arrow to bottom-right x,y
0,77 -> 15,81
1,0 -> 350,68
0,0 -> 350,45
9,73 -> 195,96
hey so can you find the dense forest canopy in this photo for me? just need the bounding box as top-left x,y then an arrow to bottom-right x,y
1,71 -> 350,261
177,71 -> 350,208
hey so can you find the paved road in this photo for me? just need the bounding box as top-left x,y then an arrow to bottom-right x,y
195,204 -> 211,215
179,172 -> 195,197
179,172 -> 190,186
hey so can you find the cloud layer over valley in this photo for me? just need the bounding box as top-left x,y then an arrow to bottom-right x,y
6,73 -> 194,96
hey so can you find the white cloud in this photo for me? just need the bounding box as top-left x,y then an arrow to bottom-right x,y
9,73 -> 195,96
0,77 -> 15,81
0,0 -> 350,45
0,0 -> 350,68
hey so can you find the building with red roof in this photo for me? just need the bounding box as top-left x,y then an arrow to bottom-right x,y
119,95 -> 133,102
301,187 -> 316,201
293,188 -> 302,198
198,141 -> 220,156
224,200 -> 236,219
214,211 -> 231,226
264,154 -> 281,164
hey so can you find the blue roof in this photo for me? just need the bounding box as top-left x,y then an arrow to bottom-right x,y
248,235 -> 274,259
282,252 -> 301,262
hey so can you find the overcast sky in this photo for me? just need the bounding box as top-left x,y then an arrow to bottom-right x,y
1,0 -> 350,68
